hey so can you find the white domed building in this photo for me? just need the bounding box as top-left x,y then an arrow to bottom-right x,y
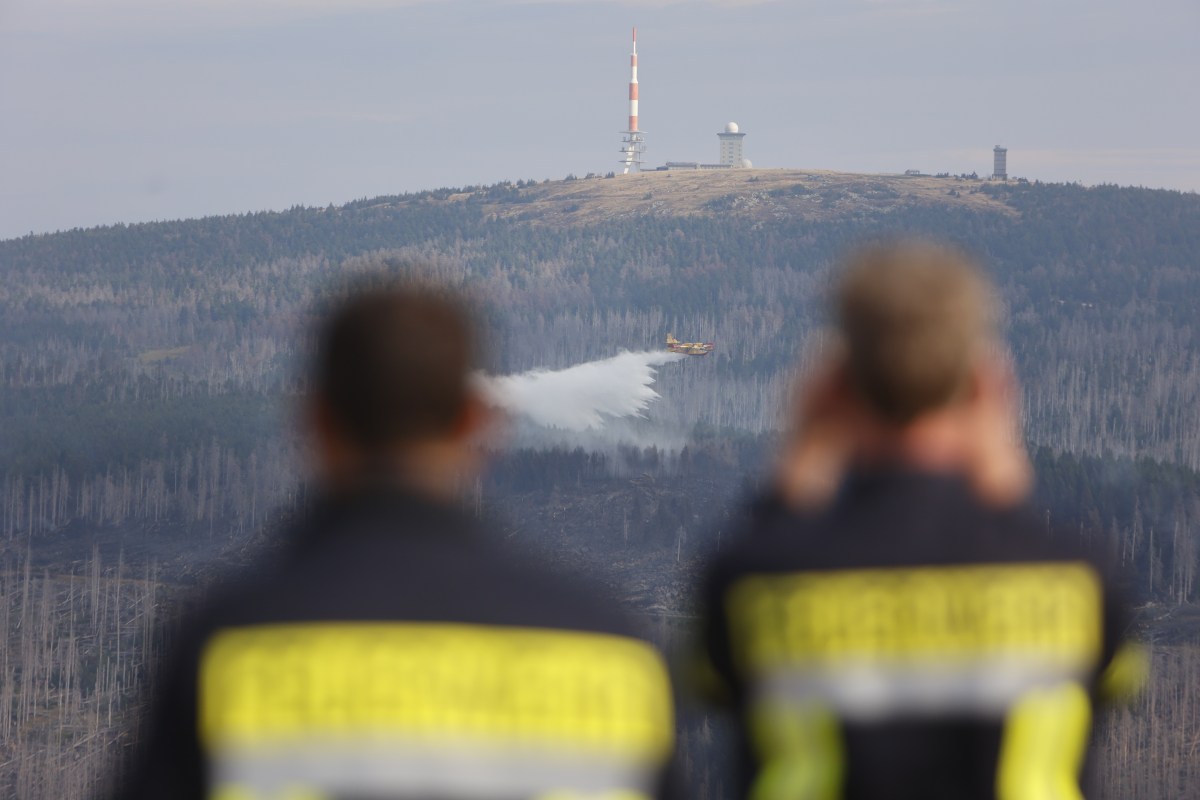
718,121 -> 747,168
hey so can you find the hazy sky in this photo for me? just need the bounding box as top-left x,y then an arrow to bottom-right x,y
2,0 -> 1196,239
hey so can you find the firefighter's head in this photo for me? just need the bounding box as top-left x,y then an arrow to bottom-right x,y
310,278 -> 488,494
779,240 -> 1029,508
836,240 -> 998,426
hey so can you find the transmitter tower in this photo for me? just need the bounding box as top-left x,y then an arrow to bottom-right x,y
619,28 -> 645,174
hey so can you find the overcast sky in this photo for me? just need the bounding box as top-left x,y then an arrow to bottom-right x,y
2,0 -> 1196,239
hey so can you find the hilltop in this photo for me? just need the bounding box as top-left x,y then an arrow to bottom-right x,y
352,168 -> 1017,226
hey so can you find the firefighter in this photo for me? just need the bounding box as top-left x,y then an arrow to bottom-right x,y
701,242 -> 1143,800
114,281 -> 679,800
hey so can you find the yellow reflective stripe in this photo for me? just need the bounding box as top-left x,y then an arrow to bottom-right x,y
211,788 -> 330,800
1098,642 -> 1150,701
996,683 -> 1091,800
748,702 -> 843,800
211,787 -> 258,800
200,623 -> 673,760
727,563 -> 1102,667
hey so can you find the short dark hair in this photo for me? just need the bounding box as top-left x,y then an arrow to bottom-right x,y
837,241 -> 997,425
314,281 -> 476,450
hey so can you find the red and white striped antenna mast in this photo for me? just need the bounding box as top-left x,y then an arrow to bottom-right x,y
619,27 -> 645,174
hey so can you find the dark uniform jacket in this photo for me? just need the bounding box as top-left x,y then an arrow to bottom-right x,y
702,468 -> 1138,800
117,487 -> 678,800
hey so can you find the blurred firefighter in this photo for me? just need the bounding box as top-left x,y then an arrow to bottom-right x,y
113,280 -> 679,800
701,242 -> 1144,800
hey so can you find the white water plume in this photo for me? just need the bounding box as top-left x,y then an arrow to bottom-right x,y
480,350 -> 686,433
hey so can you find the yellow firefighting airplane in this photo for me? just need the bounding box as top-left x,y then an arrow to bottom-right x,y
666,334 -> 715,356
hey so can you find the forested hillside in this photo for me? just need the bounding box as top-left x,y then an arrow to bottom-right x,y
2,169 -> 1199,797
5,169 -> 1200,461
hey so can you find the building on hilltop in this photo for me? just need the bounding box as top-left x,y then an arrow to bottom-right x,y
718,122 -> 750,168
661,162 -> 732,171
656,122 -> 752,171
993,146 -> 1008,180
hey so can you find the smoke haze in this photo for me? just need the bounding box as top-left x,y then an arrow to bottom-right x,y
480,350 -> 686,433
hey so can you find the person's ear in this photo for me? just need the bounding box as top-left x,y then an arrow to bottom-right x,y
307,394 -> 367,485
451,389 -> 498,442
309,393 -> 338,450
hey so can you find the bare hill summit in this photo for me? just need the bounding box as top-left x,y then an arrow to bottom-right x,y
373,168 -> 1017,225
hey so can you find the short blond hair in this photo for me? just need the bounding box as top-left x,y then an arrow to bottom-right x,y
837,241 -> 997,425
